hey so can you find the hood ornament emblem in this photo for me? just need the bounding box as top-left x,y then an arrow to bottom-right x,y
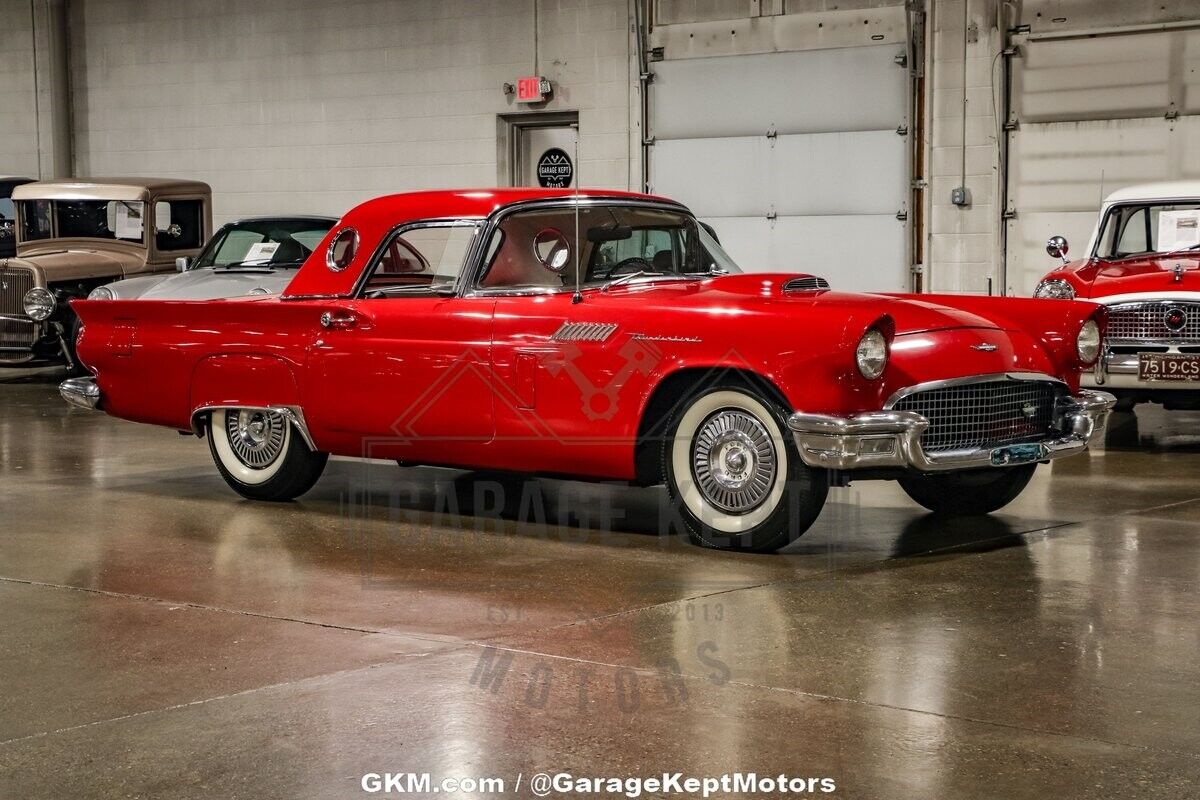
1174,264 -> 1186,282
971,343 -> 998,352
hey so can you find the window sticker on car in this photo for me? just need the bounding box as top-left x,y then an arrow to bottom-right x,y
243,241 -> 280,264
115,202 -> 144,240
1157,209 -> 1200,251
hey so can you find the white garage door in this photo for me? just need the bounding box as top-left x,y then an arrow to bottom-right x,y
1005,28 -> 1200,295
649,45 -> 911,292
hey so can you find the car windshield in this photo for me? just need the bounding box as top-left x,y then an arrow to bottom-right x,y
478,205 -> 741,291
1095,202 -> 1200,259
193,218 -> 335,269
18,199 -> 147,244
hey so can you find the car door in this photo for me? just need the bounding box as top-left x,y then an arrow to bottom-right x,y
303,221 -> 496,464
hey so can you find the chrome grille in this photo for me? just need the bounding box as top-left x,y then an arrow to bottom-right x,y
0,266 -> 36,355
891,378 -> 1063,454
1107,301 -> 1200,342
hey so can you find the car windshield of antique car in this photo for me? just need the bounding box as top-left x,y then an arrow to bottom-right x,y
1095,201 -> 1200,260
0,196 -> 14,240
477,205 -> 741,292
18,199 -> 149,244
194,218 -> 335,270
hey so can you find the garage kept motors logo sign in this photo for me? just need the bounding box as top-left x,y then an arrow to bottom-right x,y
536,148 -> 573,188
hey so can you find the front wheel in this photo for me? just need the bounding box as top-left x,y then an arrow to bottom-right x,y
663,386 -> 828,553
898,464 -> 1036,516
207,409 -> 328,501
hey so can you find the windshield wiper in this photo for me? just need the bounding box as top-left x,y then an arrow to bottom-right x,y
213,259 -> 304,271
601,270 -> 664,291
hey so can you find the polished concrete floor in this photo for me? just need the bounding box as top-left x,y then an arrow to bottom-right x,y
2,368 -> 1200,799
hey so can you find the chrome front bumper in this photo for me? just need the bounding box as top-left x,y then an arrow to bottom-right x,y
1086,348 -> 1200,391
60,376 -> 101,410
788,390 -> 1116,472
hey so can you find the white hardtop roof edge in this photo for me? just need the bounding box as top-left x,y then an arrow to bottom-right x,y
1103,181 -> 1200,205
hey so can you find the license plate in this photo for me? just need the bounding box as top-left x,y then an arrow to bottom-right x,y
990,443 -> 1047,466
1138,353 -> 1200,382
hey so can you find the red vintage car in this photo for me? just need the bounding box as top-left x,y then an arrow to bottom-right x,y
62,189 -> 1114,552
1035,181 -> 1200,410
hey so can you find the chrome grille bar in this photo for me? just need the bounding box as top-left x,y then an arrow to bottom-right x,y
890,377 -> 1063,454
0,267 -> 36,355
1107,301 -> 1200,342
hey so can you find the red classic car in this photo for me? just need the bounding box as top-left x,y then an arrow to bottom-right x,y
62,189 -> 1114,552
1035,181 -> 1200,410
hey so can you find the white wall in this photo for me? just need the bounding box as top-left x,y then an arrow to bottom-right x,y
0,0 -> 42,178
67,0 -> 634,224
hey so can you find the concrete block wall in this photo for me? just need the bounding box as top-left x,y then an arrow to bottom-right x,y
0,0 -> 41,178
66,0 -> 634,224
925,0 -> 1004,294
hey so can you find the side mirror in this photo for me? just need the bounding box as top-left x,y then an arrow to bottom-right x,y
175,256 -> 191,272
1046,235 -> 1069,263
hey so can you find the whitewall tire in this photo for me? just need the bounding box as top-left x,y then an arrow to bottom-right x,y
207,409 -> 328,501
663,385 -> 827,552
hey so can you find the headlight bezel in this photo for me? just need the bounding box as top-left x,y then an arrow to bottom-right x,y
88,285 -> 115,301
856,328 -> 889,380
1034,278 -> 1076,300
22,287 -> 56,321
1077,318 -> 1102,365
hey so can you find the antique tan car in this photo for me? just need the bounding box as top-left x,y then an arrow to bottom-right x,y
1,177 -> 211,369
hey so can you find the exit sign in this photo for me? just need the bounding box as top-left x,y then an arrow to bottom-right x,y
516,76 -> 551,103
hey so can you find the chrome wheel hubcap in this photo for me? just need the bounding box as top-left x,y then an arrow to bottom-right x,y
691,409 -> 777,514
225,409 -> 286,468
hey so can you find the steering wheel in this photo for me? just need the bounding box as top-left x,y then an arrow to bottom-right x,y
608,257 -> 654,277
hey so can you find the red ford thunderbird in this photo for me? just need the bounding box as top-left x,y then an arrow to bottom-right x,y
62,189 -> 1115,552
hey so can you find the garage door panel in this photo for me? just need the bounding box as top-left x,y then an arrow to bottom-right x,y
1012,30 -> 1200,122
704,214 -> 907,292
653,137 -> 771,217
651,45 -> 907,139
655,129 -> 906,218
771,129 -> 906,216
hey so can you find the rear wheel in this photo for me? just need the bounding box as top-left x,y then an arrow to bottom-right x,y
662,386 -> 827,553
207,409 -> 327,501
898,464 -> 1036,516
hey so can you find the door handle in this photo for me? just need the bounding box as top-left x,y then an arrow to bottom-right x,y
320,311 -> 356,330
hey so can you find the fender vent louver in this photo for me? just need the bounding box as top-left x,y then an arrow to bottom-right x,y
782,276 -> 830,293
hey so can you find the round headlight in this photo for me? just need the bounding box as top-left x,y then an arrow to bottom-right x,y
1034,279 -> 1076,300
856,329 -> 888,380
23,287 -> 56,321
88,285 -> 114,301
1077,319 -> 1101,365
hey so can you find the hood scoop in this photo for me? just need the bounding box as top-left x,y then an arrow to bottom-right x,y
781,275 -> 830,294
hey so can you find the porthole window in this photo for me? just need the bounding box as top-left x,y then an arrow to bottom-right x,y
326,227 -> 358,272
532,228 -> 571,272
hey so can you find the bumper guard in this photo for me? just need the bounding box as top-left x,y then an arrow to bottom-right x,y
60,376 -> 101,410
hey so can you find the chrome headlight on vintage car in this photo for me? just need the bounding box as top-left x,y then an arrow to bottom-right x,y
1077,319 -> 1101,365
22,287 -> 56,321
1034,279 -> 1076,300
856,329 -> 888,380
88,285 -> 115,301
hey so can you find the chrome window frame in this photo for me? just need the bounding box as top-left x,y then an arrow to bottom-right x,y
1092,198 -> 1200,260
325,226 -> 360,272
461,196 -> 697,298
349,218 -> 484,299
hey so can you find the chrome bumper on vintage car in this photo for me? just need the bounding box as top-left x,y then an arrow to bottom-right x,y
60,376 -> 101,410
788,378 -> 1116,472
